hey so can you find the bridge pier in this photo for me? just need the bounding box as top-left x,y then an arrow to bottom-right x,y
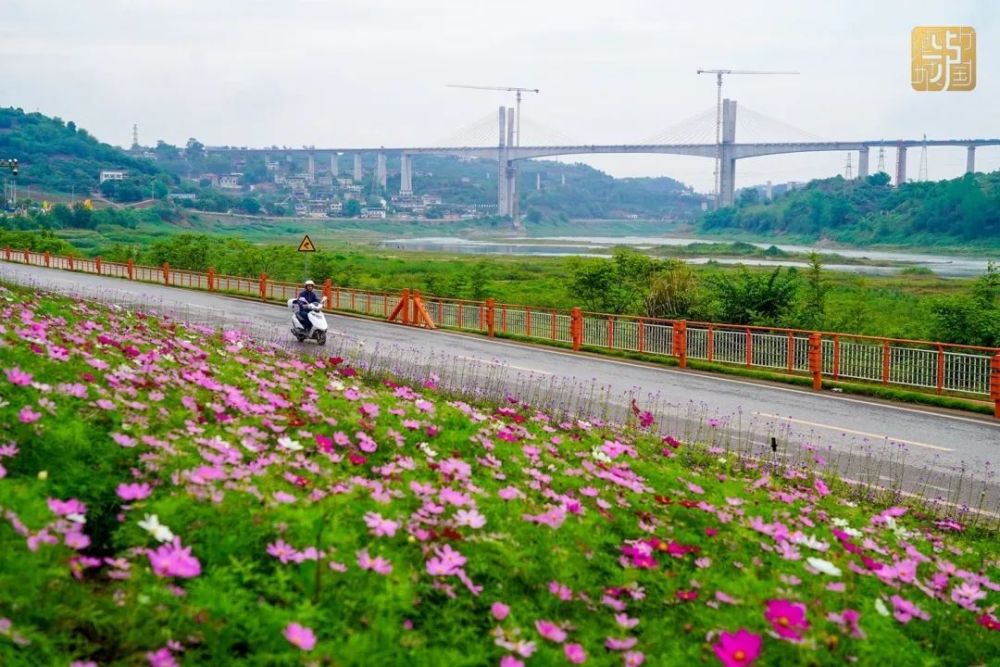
858,147 -> 869,178
376,152 -> 387,190
504,107 -> 516,217
353,154 -> 363,182
966,145 -> 976,174
307,152 -> 315,181
330,153 -> 339,177
895,146 -> 907,185
719,99 -> 738,207
400,154 -> 413,196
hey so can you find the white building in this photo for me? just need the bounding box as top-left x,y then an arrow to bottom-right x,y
99,169 -> 127,184
219,173 -> 243,190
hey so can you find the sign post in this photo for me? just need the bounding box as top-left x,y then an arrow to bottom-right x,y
297,234 -> 317,282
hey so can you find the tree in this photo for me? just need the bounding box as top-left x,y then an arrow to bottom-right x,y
155,140 -> 180,160
708,266 -> 800,325
567,247 -> 657,314
240,197 -> 261,215
342,199 -> 362,217
152,180 -> 169,200
644,260 -> 699,319
799,252 -> 828,329
185,138 -> 205,161
737,187 -> 760,207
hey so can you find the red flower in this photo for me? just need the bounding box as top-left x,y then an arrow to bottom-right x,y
328,356 -> 344,366
676,590 -> 698,602
705,527 -> 719,537
349,453 -> 367,465
654,495 -> 673,505
977,613 -> 1000,631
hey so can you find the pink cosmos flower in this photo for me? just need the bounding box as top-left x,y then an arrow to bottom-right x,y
283,622 -> 317,651
357,549 -> 393,575
535,619 -> 566,643
814,478 -> 830,497
454,508 -> 487,529
890,595 -> 930,624
364,512 -> 400,537
500,657 -> 524,667
491,602 -> 510,621
147,539 -> 202,579
146,648 -> 178,667
764,599 -> 808,641
564,643 -> 587,663
117,483 -> 153,501
64,531 -> 91,550
267,539 -> 297,564
426,544 -> 467,576
827,609 -> 864,639
498,486 -> 523,501
712,629 -> 762,667
359,402 -> 380,418
48,497 -> 87,516
18,406 -> 41,424
5,367 -> 32,386
624,651 -> 645,667
605,637 -> 637,651
951,582 -> 987,611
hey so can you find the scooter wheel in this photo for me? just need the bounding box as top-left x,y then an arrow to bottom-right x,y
315,332 -> 327,346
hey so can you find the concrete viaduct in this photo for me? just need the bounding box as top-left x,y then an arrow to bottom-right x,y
206,100 -> 1000,213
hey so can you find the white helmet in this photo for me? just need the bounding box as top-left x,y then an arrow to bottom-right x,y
304,280 -> 315,287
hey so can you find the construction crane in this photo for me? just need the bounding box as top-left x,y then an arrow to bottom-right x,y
697,69 -> 798,207
446,84 -> 539,147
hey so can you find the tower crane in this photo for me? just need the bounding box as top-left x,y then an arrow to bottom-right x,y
697,69 -> 798,207
446,84 -> 539,147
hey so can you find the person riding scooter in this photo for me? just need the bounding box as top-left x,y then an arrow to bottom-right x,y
295,280 -> 321,329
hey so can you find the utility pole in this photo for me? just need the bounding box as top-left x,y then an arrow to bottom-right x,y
0,159 -> 17,209
696,69 -> 799,208
844,152 -> 853,179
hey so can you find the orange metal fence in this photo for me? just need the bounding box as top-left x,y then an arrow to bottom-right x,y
3,246 -> 999,415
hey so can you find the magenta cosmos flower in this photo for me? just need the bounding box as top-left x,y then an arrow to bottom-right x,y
283,622 -> 316,651
713,629 -> 762,666
764,600 -> 808,641
535,619 -> 567,643
147,538 -> 202,578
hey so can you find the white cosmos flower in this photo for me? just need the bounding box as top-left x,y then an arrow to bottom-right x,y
591,447 -> 612,464
138,514 -> 175,543
329,380 -> 345,392
806,557 -> 841,577
278,436 -> 303,451
874,598 -> 890,617
793,533 -> 830,552
66,513 -> 87,524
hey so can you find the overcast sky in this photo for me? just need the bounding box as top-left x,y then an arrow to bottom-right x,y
2,0 -> 997,192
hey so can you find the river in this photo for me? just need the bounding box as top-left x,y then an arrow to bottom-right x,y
377,236 -> 995,278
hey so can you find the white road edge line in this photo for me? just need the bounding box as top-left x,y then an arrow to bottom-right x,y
752,411 -> 954,452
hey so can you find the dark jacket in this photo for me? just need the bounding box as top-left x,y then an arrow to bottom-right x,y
298,289 -> 320,304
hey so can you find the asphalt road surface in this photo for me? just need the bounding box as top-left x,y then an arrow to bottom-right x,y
3,263 -> 999,513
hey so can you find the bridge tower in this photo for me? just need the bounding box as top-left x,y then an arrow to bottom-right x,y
353,154 -> 363,182
966,146 -> 976,174
399,153 -> 413,196
718,99 -> 738,207
330,153 -> 339,178
858,147 -> 869,178
895,146 -> 907,185
376,153 -> 387,190
918,134 -> 928,181
496,106 -> 516,217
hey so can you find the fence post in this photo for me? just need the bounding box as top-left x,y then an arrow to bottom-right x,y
95,256 -> 102,274
745,327 -> 753,368
881,339 -> 891,385
259,273 -> 268,301
607,317 -> 614,350
323,279 -> 332,309
23,249 -> 30,264
486,298 -> 496,337
809,332 -> 823,391
206,266 -> 214,290
936,344 -> 945,394
707,325 -> 714,363
673,320 -> 688,368
638,318 -> 645,354
571,307 -> 582,351
992,353 -> 1000,419
68,255 -> 75,271
162,262 -> 170,285
127,259 -> 134,280
44,251 -> 50,267
3,247 -> 9,261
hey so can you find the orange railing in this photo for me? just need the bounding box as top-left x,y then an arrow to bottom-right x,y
3,246 -> 999,416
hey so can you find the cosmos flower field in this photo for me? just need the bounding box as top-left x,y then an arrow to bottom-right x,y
0,282 -> 998,666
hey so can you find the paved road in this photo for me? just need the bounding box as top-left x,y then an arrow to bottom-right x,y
3,263 -> 999,510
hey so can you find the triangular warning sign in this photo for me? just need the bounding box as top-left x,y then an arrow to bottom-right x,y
297,235 -> 317,252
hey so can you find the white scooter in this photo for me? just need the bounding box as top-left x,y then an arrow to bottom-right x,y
288,297 -> 329,345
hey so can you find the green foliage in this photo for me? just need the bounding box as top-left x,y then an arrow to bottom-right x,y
0,107 -> 173,196
701,171 -> 1000,246
799,253 -> 828,330
567,247 -> 658,313
707,266 -> 800,325
928,261 -> 1000,346
644,260 -> 699,319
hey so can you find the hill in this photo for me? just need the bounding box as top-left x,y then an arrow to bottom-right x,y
701,171 -> 1000,247
1,282 -> 999,664
0,107 -> 174,201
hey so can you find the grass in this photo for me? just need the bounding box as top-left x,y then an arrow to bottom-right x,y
1,282 -> 999,665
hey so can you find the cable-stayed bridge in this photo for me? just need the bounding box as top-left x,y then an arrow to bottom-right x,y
204,100 -> 1000,213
